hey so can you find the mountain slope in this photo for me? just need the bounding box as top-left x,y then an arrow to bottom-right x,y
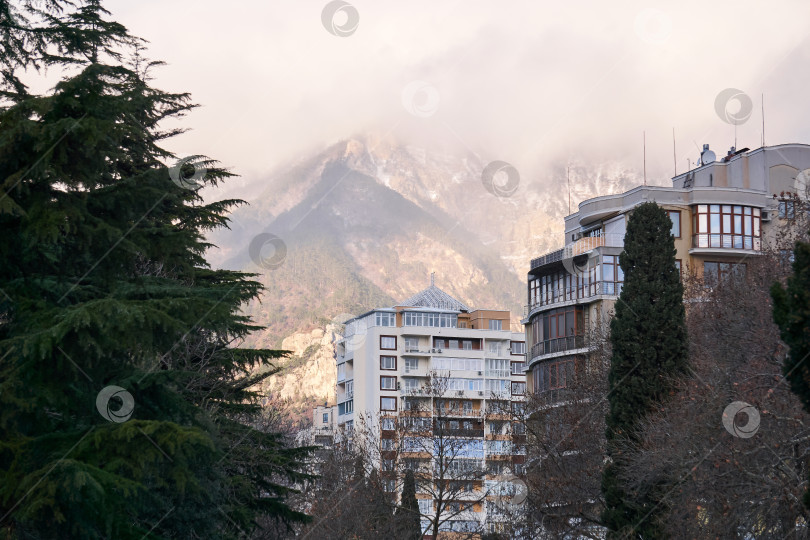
208,136 -> 643,418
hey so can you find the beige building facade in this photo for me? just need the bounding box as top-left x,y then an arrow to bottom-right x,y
524,143 -> 810,395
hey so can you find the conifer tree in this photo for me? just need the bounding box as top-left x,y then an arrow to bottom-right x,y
396,469 -> 422,539
601,202 -> 688,538
772,234 -> 810,507
0,2 -> 311,538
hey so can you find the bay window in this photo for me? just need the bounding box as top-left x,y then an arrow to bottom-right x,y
692,204 -> 761,250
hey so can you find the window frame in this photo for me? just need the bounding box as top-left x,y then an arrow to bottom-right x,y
380,355 -> 397,371
380,375 -> 397,391
380,396 -> 397,411
511,381 -> 526,395
667,210 -> 682,238
380,335 -> 397,350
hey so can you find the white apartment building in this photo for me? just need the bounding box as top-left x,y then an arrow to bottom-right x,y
333,279 -> 527,535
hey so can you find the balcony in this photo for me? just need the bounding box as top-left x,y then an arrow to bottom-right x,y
529,336 -> 586,360
526,281 -> 623,318
531,233 -> 624,272
402,347 -> 432,355
691,234 -> 761,253
435,408 -> 482,418
530,248 -> 563,271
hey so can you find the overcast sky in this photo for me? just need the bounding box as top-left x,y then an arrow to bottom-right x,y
104,0 -> 810,188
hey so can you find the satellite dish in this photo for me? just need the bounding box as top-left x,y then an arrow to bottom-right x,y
700,149 -> 716,165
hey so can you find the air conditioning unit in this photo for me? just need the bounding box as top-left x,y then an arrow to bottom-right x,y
478,391 -> 484,396
477,371 -> 483,376
431,348 -> 436,353
397,382 -> 401,390
457,390 -> 464,396
761,210 -> 772,222
438,349 -> 443,353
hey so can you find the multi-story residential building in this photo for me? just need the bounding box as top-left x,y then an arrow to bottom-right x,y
523,142 -> 810,397
334,278 -> 527,535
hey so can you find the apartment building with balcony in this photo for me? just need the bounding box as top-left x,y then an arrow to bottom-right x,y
334,279 -> 527,535
524,142 -> 810,398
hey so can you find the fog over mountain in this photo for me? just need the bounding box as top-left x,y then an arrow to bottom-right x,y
207,135 -> 642,416
104,0 -> 810,193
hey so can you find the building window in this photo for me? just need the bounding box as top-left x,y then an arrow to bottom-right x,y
675,259 -> 682,277
532,359 -> 574,401
338,400 -> 353,415
380,335 -> 397,350
486,358 -> 511,378
780,249 -> 795,264
703,261 -> 746,288
779,199 -> 796,219
667,210 -> 681,238
380,375 -> 397,390
322,412 -> 329,423
462,340 -> 472,350
404,357 -> 419,373
449,339 -> 459,349
381,397 -> 397,411
511,362 -> 525,375
489,319 -> 503,330
530,306 -> 585,357
404,337 -> 419,351
375,312 -> 396,327
381,417 -> 395,431
511,381 -> 526,395
435,339 -> 445,349
692,204 -> 761,250
510,341 -> 526,355
403,311 -> 458,328
380,356 -> 397,370
601,255 -> 624,295
433,357 -> 483,371
485,379 -> 509,394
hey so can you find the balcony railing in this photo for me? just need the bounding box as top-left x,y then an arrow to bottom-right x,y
530,248 -> 564,270
435,408 -> 481,418
530,335 -> 586,359
526,281 -> 623,315
531,234 -> 625,271
692,234 -> 761,251
403,347 -> 432,354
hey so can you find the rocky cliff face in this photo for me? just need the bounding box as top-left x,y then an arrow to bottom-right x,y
209,135 -> 642,420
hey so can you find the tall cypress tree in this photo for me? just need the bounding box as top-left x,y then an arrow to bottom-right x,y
772,234 -> 810,507
396,469 -> 422,540
601,202 -> 688,538
0,2 -> 311,538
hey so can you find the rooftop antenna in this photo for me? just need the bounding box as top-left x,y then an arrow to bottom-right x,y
734,120 -> 737,151
567,164 -> 571,214
643,131 -> 647,186
672,127 -> 677,176
761,93 -> 766,147
430,272 -> 435,287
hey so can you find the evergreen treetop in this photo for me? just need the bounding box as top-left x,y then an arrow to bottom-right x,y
602,201 -> 688,538
0,2 -> 312,538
